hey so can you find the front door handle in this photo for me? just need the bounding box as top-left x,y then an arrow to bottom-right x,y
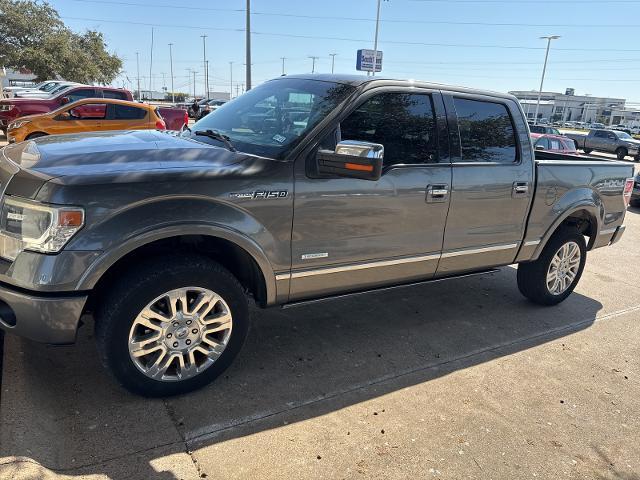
512,181 -> 530,197
426,184 -> 449,203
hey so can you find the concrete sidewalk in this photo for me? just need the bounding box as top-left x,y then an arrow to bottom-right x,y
1,178 -> 640,479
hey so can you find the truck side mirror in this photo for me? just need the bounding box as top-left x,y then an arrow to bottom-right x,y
316,140 -> 384,181
535,145 -> 546,151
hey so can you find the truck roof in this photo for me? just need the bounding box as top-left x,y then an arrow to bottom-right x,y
271,74 -> 518,102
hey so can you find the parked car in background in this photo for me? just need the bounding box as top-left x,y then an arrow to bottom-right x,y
6,98 -> 168,143
0,85 -> 133,134
631,172 -> 640,208
565,128 -> 640,160
529,125 -> 562,135
0,74 -> 633,397
13,82 -> 80,98
198,99 -> 227,119
531,133 -> 579,155
1,80 -> 69,99
588,122 -> 606,130
156,106 -> 189,131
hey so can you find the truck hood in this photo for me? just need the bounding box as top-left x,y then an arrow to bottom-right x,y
3,130 -> 254,180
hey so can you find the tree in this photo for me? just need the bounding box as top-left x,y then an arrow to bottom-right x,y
0,0 -> 122,84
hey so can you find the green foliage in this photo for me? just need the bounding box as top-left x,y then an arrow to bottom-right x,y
0,0 -> 122,84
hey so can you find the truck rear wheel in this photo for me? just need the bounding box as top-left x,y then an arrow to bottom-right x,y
95,255 -> 249,397
616,147 -> 628,160
517,228 -> 586,306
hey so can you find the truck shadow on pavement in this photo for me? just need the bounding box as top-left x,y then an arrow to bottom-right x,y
0,267 -> 605,479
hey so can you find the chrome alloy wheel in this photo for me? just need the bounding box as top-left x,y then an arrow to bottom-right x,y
128,287 -> 233,382
546,241 -> 581,295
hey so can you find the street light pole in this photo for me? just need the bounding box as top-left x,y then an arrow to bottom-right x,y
192,70 -> 198,99
534,35 -> 560,125
372,0 -> 382,76
135,51 -> 141,101
280,57 -> 286,75
168,43 -> 175,103
229,61 -> 233,99
329,53 -> 337,74
309,56 -> 319,73
201,35 -> 208,99
245,0 -> 252,91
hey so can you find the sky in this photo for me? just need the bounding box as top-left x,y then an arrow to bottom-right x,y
51,0 -> 640,103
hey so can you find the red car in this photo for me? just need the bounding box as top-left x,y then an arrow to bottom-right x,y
0,85 -> 133,134
531,133 -> 579,155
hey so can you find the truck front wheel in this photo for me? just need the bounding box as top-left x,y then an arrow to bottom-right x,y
517,228 -> 586,306
616,147 -> 628,160
95,255 -> 249,397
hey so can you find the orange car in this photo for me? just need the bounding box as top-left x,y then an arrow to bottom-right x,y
7,98 -> 167,143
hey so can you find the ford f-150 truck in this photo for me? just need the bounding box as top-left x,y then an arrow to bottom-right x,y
565,128 -> 640,161
0,85 -> 133,134
0,75 -> 634,397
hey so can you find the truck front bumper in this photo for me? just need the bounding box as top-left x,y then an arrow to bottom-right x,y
0,282 -> 87,344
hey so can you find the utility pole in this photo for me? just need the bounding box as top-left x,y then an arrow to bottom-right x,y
136,51 -> 141,101
245,0 -> 252,91
534,35 -> 560,125
229,61 -> 234,99
309,56 -> 319,73
236,84 -> 240,97
372,0 -> 382,76
149,27 -> 154,93
201,34 -> 208,99
280,57 -> 286,75
192,70 -> 198,99
206,60 -> 210,98
329,53 -> 337,74
168,43 -> 175,103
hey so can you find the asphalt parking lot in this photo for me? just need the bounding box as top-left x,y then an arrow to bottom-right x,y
0,131 -> 639,480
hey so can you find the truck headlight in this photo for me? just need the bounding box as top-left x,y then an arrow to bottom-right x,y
0,197 -> 84,261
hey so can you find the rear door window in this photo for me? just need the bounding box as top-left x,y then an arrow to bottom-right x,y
453,98 -> 517,163
549,138 -> 561,150
103,90 -> 128,100
108,104 -> 147,120
66,89 -> 96,102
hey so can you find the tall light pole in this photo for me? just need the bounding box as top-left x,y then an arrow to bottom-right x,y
245,0 -> 252,90
168,43 -> 175,103
201,34 -> 208,99
229,61 -> 233,99
280,57 -> 286,75
329,53 -> 337,74
534,35 -> 560,125
192,70 -> 198,99
309,56 -> 319,73
135,51 -> 141,101
371,0 -> 382,76
148,27 -> 154,93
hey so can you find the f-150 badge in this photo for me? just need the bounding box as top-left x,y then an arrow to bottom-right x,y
229,190 -> 289,200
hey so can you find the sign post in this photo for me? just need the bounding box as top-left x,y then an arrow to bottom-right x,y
356,49 -> 383,73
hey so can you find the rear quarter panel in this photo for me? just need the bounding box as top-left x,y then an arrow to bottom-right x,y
517,160 -> 634,261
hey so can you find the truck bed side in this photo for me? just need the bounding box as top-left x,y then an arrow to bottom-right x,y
515,158 -> 634,263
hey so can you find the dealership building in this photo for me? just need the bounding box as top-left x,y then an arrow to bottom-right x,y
510,89 -> 640,126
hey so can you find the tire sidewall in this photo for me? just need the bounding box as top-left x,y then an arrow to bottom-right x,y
616,147 -> 627,160
538,230 -> 587,304
98,258 -> 249,397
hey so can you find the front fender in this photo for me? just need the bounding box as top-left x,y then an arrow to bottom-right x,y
75,222 -> 278,305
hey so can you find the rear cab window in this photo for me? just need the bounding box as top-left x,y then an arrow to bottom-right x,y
452,97 -> 518,163
103,90 -> 129,100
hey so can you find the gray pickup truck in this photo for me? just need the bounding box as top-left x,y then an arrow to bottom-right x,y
0,75 -> 634,396
566,128 -> 640,161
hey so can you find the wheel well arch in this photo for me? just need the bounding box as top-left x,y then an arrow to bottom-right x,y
86,234 -> 269,312
26,131 -> 48,140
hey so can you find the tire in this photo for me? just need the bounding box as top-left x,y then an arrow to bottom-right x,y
583,148 -> 593,154
616,147 -> 628,160
517,228 -> 587,306
26,132 -> 48,140
95,255 -> 249,397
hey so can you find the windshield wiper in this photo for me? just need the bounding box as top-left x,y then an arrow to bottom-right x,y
194,129 -> 237,152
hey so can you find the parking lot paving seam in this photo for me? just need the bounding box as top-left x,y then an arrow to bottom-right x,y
184,302 -> 640,447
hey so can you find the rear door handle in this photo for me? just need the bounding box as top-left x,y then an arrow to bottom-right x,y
426,184 -> 449,203
512,181 -> 529,197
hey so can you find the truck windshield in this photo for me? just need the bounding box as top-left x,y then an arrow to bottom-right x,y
615,131 -> 632,139
183,78 -> 355,159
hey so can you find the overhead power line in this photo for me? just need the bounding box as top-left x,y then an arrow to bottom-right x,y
65,0 -> 640,28
62,16 -> 640,53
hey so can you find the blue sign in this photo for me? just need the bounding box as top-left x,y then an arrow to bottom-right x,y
356,49 -> 383,72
